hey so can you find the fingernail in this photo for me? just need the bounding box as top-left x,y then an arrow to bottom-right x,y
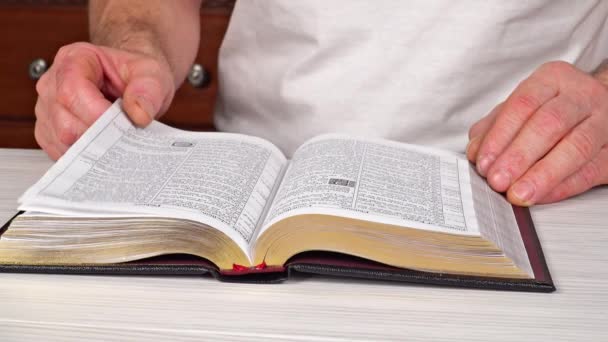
490,169 -> 511,191
136,96 -> 155,120
477,154 -> 495,176
512,180 -> 535,204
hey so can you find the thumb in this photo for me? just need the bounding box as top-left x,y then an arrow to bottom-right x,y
121,61 -> 175,127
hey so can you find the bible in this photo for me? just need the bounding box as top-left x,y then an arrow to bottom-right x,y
0,101 -> 554,291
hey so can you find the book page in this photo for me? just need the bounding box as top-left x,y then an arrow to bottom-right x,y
468,166 -> 533,277
260,134 -> 532,274
261,134 -> 482,235
19,100 -> 286,255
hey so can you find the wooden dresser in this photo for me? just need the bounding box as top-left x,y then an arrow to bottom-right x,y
0,0 -> 233,148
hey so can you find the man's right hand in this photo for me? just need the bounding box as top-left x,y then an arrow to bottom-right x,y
34,42 -> 176,160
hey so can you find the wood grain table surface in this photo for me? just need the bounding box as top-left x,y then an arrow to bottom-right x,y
0,148 -> 606,341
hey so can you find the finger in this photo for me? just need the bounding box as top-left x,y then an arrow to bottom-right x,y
486,95 -> 590,192
35,95 -> 84,159
34,116 -> 64,161
34,99 -> 53,152
35,65 -> 56,101
466,102 -> 503,162
121,60 -> 175,127
536,145 -> 608,204
34,72 -> 62,159
45,108 -> 72,159
476,77 -> 558,176
469,102 -> 504,140
49,103 -> 89,147
506,118 -> 606,206
34,97 -> 62,154
54,49 -> 113,125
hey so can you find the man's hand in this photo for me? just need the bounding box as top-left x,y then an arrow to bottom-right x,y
34,0 -> 202,160
467,61 -> 608,206
34,42 -> 175,160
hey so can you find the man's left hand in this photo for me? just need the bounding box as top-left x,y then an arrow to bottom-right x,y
467,61 -> 608,206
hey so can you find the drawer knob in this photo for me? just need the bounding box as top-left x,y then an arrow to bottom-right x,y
187,63 -> 209,88
29,58 -> 48,80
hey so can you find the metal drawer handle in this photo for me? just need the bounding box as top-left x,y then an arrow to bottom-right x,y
29,58 -> 48,80
29,60 -> 210,86
187,63 -> 209,88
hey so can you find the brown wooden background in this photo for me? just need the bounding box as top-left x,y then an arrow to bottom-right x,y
0,0 -> 234,148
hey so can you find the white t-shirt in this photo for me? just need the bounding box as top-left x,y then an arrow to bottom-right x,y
215,0 -> 608,157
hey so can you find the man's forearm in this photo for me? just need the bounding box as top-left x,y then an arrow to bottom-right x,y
89,0 -> 202,87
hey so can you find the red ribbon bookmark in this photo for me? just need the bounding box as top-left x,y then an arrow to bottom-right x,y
232,262 -> 267,272
254,261 -> 267,270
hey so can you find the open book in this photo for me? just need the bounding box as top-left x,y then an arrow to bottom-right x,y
0,101 -> 554,291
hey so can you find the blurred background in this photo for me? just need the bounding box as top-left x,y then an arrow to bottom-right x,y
0,0 -> 234,149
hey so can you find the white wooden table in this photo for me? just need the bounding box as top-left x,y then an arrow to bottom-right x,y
0,148 -> 606,341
